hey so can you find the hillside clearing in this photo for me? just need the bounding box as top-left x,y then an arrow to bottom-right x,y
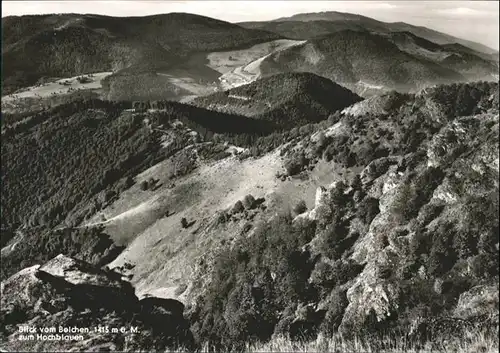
208,39 -> 307,89
2,72 -> 112,100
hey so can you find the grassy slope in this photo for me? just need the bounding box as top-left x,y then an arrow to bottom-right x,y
246,331 -> 499,353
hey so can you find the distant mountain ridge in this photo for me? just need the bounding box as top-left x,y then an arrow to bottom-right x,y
1,13 -> 282,95
240,11 -> 499,55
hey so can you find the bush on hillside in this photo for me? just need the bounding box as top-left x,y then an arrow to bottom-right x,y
356,197 -> 380,225
293,200 -> 308,216
318,215 -> 351,260
191,213 -> 318,349
428,222 -> 457,277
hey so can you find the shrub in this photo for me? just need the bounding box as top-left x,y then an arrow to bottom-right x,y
330,181 -> 348,206
417,203 -> 445,227
478,227 -> 499,255
377,264 -> 393,279
76,76 -> 91,84
469,253 -> 499,279
453,230 -> 477,260
392,182 -> 415,223
314,132 -> 329,157
124,176 -> 135,189
172,150 -> 196,178
216,210 -> 230,225
140,180 -> 149,191
350,174 -> 363,191
397,260 -> 420,280
181,217 -> 189,228
293,200 -> 307,216
333,259 -> 365,284
310,261 -> 336,295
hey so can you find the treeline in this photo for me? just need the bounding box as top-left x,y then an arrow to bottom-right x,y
2,98 -> 132,133
150,101 -> 278,137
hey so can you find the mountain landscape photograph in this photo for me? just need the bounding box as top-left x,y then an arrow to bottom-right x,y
1,1 -> 499,352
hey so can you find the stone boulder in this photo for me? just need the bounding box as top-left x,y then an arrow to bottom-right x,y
0,254 -> 195,352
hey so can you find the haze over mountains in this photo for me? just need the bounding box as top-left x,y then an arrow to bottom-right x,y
240,11 -> 498,55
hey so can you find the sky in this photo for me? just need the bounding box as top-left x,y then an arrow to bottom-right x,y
2,1 -> 499,50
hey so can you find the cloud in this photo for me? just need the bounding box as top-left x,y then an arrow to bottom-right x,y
438,7 -> 491,17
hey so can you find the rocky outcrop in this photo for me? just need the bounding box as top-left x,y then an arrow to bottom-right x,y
0,254 -> 194,352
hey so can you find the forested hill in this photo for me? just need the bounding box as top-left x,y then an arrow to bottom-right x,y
192,72 -> 363,127
0,79 -> 498,352
1,13 -> 282,94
